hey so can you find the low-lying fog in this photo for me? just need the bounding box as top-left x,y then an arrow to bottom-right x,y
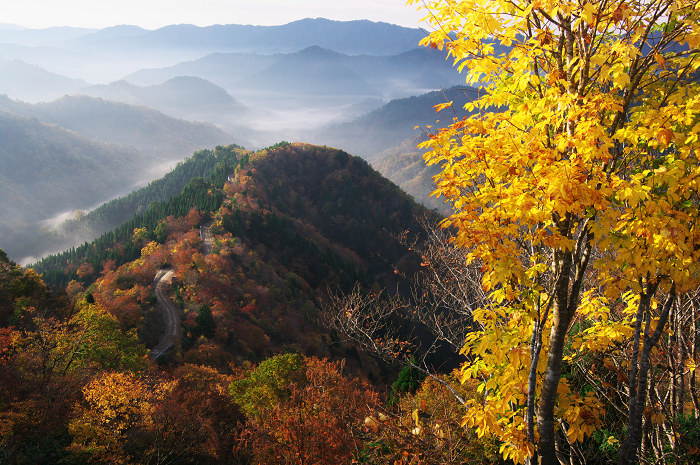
0,20 -> 463,264
17,158 -> 182,266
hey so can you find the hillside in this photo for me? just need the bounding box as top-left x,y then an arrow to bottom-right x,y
0,111 -> 153,255
312,86 -> 482,159
76,76 -> 249,123
0,98 -> 233,261
1,144 -> 494,465
369,136 -> 450,215
0,94 -> 232,160
32,143 -> 436,366
0,57 -> 88,102
11,145 -> 244,264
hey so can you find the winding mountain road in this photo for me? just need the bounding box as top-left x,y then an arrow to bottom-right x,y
149,269 -> 178,359
149,220 -> 214,360
200,220 -> 214,255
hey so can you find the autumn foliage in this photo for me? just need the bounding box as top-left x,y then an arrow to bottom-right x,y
409,0 -> 700,463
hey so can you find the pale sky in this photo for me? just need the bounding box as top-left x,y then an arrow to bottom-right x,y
3,0 -> 428,30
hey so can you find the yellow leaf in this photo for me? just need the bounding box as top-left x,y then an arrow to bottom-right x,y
658,128 -> 674,146
434,101 -> 453,112
582,3 -> 597,26
654,53 -> 667,69
686,359 -> 697,372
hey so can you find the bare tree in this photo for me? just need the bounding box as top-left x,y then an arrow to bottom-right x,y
322,217 -> 490,405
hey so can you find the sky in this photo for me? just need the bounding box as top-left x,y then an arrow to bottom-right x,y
3,0 -> 428,30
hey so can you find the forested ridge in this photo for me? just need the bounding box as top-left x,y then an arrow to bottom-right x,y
0,96 -> 234,262
1,142 -> 488,464
20,144 -> 244,270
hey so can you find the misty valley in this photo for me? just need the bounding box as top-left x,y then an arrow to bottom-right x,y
3,4 -> 698,464
0,17 -> 481,464
0,19 -> 473,265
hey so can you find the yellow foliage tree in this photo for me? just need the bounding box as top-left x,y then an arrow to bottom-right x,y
410,0 -> 700,463
69,371 -> 160,461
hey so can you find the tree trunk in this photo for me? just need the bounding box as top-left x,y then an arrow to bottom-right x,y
619,286 -> 675,465
537,246 -> 576,465
692,299 -> 699,416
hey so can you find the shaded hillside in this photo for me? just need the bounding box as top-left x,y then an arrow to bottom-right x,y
312,86 -> 483,158
0,94 -> 232,160
76,77 -> 249,123
33,143 -> 436,367
369,136 -> 451,215
12,145 -> 244,263
0,111 -> 153,256
0,57 -> 88,102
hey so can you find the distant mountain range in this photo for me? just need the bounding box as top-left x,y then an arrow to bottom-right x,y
0,18 -> 465,152
0,57 -> 88,102
0,94 -> 231,159
50,19 -> 424,56
76,76 -> 249,123
0,43 -> 462,109
0,19 -> 430,83
124,45 -> 461,100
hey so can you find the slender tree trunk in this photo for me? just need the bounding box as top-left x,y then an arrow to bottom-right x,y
618,283 -> 654,465
619,286 -> 675,465
537,248 -> 575,465
676,301 -> 686,416
526,317 -> 545,465
536,211 -> 592,465
692,300 -> 699,416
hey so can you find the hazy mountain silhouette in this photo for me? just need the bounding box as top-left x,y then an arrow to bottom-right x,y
123,52 -> 277,87
0,94 -> 232,160
72,18 -> 424,55
0,58 -> 88,102
65,24 -> 150,44
124,46 -> 462,100
0,110 -> 157,249
312,86 -> 482,158
0,19 -> 437,84
0,26 -> 97,47
0,42 -> 121,86
237,46 -> 379,96
76,76 -> 249,122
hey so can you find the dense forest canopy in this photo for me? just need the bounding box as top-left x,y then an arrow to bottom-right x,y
0,143 -> 486,464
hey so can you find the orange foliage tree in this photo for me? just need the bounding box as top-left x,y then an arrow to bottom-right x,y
231,354 -> 378,464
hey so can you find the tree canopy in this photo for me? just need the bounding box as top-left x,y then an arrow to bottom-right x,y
410,0 -> 700,463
